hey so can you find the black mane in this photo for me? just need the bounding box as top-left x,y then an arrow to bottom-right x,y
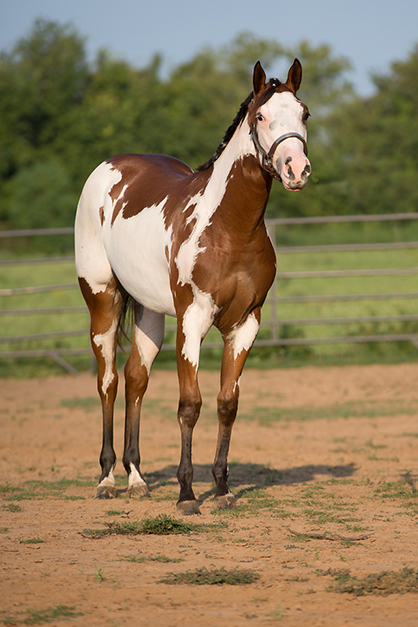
197,78 -> 281,172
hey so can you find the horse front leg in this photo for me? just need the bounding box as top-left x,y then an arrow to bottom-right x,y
212,310 -> 261,510
122,306 -> 164,498
175,314 -> 204,516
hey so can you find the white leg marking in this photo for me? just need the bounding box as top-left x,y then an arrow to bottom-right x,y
93,318 -> 118,396
228,312 -> 260,360
128,462 -> 147,489
98,467 -> 115,488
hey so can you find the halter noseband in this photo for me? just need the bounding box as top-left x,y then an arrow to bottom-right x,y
250,123 -> 308,180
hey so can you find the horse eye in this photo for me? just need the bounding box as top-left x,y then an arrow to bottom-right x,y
303,111 -> 311,122
256,113 -> 264,122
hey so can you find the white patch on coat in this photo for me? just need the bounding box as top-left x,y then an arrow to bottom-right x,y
181,288 -> 219,367
228,312 -> 260,360
93,318 -> 118,396
104,198 -> 176,316
176,121 -> 255,286
257,92 -> 306,147
128,463 -> 147,489
75,162 -> 123,294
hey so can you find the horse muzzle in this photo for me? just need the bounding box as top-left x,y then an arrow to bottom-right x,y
279,158 -> 311,191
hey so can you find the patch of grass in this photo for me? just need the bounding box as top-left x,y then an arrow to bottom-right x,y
140,514 -> 196,535
1,605 -> 83,625
20,537 -> 44,544
0,478 -> 96,501
298,484 -> 361,526
105,509 -> 126,516
242,400 -> 418,424
374,479 -> 418,514
3,502 -> 22,512
159,566 -> 260,586
0,483 -> 15,495
60,397 -> 99,412
374,480 -> 417,500
324,567 -> 418,596
81,514 -> 222,539
217,487 -> 279,518
94,567 -> 107,582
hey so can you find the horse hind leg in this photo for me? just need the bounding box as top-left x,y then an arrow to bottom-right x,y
122,304 -> 165,498
79,276 -> 123,499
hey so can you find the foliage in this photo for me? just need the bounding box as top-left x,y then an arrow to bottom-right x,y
318,44 -> 418,216
0,18 -> 356,232
1,19 -> 418,232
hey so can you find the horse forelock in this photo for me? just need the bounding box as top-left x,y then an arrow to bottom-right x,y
197,77 -> 285,172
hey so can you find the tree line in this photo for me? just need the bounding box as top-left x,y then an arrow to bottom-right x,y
0,19 -> 417,231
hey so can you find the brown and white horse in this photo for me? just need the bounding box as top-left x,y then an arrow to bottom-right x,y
75,60 -> 311,514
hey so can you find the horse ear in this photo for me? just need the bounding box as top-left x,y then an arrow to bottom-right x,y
253,61 -> 266,95
286,58 -> 302,93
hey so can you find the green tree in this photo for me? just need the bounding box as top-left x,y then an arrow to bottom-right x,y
324,44 -> 418,215
266,41 -> 354,217
0,19 -> 361,232
8,159 -> 78,229
0,18 -> 89,224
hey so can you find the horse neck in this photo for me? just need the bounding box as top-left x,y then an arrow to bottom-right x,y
208,118 -> 272,232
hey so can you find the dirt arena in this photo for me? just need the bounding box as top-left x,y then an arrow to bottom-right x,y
2,363 -> 418,626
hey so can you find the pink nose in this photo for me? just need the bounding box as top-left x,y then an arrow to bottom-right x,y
282,156 -> 311,190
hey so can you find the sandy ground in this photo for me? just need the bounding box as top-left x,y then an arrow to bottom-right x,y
1,363 -> 418,626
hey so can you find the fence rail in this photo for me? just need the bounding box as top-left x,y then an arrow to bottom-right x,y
1,213 -> 418,373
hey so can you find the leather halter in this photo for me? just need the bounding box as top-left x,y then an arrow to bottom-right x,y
250,123 -> 308,180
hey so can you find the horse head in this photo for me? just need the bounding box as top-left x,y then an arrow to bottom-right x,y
249,59 -> 311,191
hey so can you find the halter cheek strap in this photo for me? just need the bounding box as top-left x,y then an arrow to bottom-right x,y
250,125 -> 308,180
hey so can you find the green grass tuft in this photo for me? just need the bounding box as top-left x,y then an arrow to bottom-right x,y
81,514 -> 210,539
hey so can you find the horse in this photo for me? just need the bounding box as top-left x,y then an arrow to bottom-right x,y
75,59 -> 311,514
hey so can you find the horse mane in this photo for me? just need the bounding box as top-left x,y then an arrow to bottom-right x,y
197,78 -> 281,172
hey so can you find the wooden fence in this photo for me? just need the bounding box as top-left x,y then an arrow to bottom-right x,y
1,213 -> 418,373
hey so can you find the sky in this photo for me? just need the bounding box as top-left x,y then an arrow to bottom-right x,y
0,0 -> 417,96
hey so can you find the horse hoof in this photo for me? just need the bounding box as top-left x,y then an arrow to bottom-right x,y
95,486 -> 117,499
213,494 -> 236,510
176,500 -> 201,516
127,485 -> 150,498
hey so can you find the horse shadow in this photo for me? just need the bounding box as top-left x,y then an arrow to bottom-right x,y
143,461 -> 356,505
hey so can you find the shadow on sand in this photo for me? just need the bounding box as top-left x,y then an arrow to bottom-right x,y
139,461 -> 356,505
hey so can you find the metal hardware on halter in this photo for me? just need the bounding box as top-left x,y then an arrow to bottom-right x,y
250,125 -> 308,180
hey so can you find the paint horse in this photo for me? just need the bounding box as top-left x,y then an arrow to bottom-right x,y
75,60 -> 311,514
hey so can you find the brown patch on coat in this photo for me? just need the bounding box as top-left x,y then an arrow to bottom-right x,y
107,154 -> 195,225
